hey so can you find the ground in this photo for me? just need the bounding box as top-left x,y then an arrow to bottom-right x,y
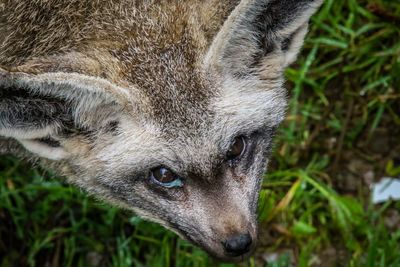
1,0 -> 400,266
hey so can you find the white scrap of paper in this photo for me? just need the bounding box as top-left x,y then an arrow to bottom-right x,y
372,177 -> 400,204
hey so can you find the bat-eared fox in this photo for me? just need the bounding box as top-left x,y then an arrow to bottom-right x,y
0,0 -> 323,261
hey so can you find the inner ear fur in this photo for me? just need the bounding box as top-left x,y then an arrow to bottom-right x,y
0,81 -> 71,139
206,0 -> 323,77
0,68 -> 126,160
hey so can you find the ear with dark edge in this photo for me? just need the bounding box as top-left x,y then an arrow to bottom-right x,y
206,0 -> 323,78
0,68 -> 126,160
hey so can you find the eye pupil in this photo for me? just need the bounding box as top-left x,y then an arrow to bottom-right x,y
227,136 -> 246,160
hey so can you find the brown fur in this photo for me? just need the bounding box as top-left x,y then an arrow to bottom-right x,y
1,0 -> 239,132
0,1 -> 236,69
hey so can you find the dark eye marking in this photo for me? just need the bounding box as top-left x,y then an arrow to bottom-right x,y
37,137 -> 60,147
226,136 -> 246,161
149,167 -> 183,188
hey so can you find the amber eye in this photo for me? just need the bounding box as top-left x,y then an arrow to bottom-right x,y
150,167 -> 183,188
226,136 -> 246,160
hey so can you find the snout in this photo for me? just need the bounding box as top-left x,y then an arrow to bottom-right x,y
170,179 -> 260,262
187,205 -> 259,261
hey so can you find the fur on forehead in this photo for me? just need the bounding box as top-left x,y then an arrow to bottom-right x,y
106,5 -> 216,133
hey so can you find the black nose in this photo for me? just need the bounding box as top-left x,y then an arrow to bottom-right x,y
222,233 -> 252,256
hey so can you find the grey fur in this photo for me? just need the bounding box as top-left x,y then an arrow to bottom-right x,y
0,0 -> 323,261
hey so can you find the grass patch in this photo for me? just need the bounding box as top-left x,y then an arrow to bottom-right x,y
1,0 -> 400,266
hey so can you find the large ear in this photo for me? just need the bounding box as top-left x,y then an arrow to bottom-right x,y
205,0 -> 323,77
0,68 -> 129,160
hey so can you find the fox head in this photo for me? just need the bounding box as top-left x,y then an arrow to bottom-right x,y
0,0 -> 323,261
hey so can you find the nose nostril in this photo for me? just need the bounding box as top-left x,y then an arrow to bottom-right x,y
222,233 -> 252,256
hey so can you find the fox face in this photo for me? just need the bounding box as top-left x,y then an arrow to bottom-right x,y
0,0 -> 323,261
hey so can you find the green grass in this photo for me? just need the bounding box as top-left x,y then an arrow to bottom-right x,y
1,0 -> 400,266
